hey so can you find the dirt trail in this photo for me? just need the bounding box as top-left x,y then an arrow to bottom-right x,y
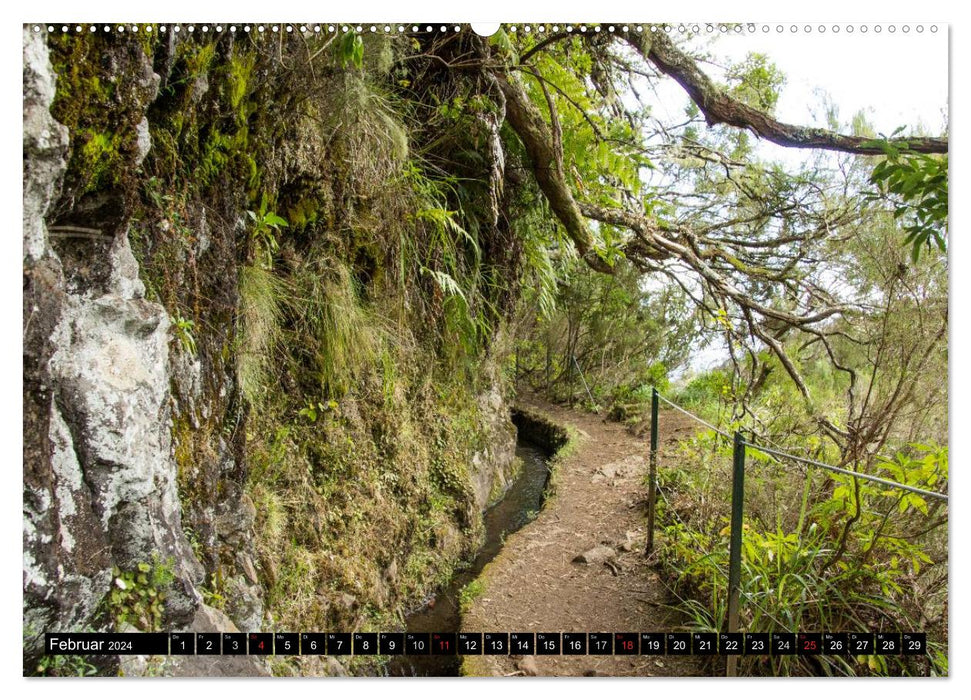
461,396 -> 707,677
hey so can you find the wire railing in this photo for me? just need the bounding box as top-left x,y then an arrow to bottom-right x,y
642,387 -> 948,676
657,393 -> 731,439
741,441 -> 947,502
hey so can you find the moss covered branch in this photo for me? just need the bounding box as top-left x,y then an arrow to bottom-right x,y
624,31 -> 948,156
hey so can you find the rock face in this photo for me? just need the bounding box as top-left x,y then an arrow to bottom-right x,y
22,29 -> 68,264
22,29 -> 257,674
471,377 -> 518,510
23,25 -> 192,655
46,287 -> 203,603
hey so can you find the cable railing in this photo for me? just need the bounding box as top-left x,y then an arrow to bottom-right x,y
657,393 -> 731,439
741,441 -> 947,502
642,387 -> 948,676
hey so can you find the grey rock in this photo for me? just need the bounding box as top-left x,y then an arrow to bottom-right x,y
195,205 -> 211,254
171,351 -> 203,428
190,73 -> 210,104
134,117 -> 152,165
592,455 -> 644,484
225,577 -> 264,632
469,377 -> 517,510
573,544 -> 617,565
239,554 -> 260,585
166,605 -> 271,677
617,530 -> 640,552
517,656 -> 540,676
215,492 -> 256,540
325,657 -> 349,677
108,231 -> 146,299
239,494 -> 258,525
22,28 -> 69,263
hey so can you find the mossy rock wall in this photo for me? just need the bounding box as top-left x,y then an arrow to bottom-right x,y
24,25 -> 525,676
511,408 -> 570,455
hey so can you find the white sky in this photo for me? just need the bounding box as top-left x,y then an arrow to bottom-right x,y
747,29 -> 947,136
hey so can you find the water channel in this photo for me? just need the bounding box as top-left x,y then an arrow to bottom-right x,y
389,439 -> 550,676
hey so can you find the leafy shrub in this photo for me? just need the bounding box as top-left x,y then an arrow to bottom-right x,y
104,557 -> 175,632
654,430 -> 947,676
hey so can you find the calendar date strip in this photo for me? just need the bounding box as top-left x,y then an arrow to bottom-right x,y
45,631 -> 927,656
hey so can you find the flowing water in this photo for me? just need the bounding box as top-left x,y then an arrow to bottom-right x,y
389,439 -> 550,676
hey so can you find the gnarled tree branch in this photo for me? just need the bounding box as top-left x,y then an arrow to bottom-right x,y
622,31 -> 948,155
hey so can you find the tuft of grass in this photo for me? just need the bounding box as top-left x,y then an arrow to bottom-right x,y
287,260 -> 381,397
239,264 -> 284,404
329,73 -> 409,197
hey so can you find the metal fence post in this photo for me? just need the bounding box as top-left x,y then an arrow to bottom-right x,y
726,431 -> 746,677
645,387 -> 660,555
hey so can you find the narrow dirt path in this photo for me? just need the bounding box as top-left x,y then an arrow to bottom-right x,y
461,396 -> 707,677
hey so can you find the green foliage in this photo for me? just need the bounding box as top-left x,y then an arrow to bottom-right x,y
338,32 -> 365,69
865,134 -> 948,261
217,43 -> 532,636
142,38 -> 257,193
34,653 -> 98,677
47,32 -> 157,202
104,558 -> 175,632
877,444 -> 948,516
726,52 -> 786,113
247,194 -> 290,269
227,51 -> 256,112
458,579 -> 485,614
515,258 -> 696,412
522,232 -> 559,321
200,571 -> 228,610
674,369 -> 733,411
401,161 -> 493,363
298,399 -> 339,423
489,29 -> 516,60
171,314 -> 197,356
659,208 -> 948,672
525,46 -> 651,208
655,421 -> 947,676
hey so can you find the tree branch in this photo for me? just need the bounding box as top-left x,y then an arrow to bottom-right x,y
623,31 -> 948,156
495,71 -> 613,273
519,32 -> 572,65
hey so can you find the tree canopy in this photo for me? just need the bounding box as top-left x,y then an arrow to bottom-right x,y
469,27 -> 947,451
